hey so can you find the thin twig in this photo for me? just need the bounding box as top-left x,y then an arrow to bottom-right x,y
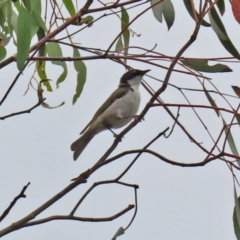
0,183 -> 30,222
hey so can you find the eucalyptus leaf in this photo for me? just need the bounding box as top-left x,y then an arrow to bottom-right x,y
150,0 -> 163,22
162,0 -> 175,30
216,0 -> 225,16
63,0 -> 76,16
209,6 -> 240,58
181,59 -> 232,73
233,186 -> 240,240
222,117 -> 240,165
0,46 -> 6,61
115,36 -> 123,51
111,227 -> 125,240
203,85 -> 219,117
72,48 -> 87,104
183,0 -> 210,27
47,42 -> 68,87
16,6 -> 31,71
121,6 -> 130,63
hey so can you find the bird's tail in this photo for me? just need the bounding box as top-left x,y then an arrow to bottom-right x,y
71,131 -> 94,160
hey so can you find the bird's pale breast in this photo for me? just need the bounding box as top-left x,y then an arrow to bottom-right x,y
102,88 -> 140,129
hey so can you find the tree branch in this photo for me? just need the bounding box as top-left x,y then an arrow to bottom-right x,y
22,204 -> 134,228
0,183 -> 30,222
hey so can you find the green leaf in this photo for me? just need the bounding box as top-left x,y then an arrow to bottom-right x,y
16,6 -> 31,71
37,27 -> 46,58
47,42 -> 68,87
150,0 -> 163,22
162,0 -> 175,30
115,36 -> 123,51
72,48 -> 87,104
209,6 -> 240,58
36,44 -> 52,92
216,0 -> 225,16
233,185 -> 240,240
0,46 -> 6,61
13,0 -> 21,12
203,85 -> 219,117
28,14 -> 39,39
183,0 -> 210,27
10,10 -> 18,36
181,59 -> 232,73
0,8 -> 5,28
222,117 -> 240,165
5,2 -> 14,38
34,0 -> 42,15
111,227 -> 125,240
23,0 -> 34,13
32,8 -> 47,31
121,6 -> 130,64
63,0 -> 76,16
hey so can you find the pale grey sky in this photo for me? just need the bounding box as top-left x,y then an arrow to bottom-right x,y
0,1 -> 239,239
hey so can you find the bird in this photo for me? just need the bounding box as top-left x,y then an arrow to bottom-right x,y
71,69 -> 150,160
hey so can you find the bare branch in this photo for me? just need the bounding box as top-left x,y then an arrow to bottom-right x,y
22,204 -> 134,228
0,100 -> 44,120
0,183 -> 30,222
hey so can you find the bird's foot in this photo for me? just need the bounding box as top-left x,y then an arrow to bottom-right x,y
133,115 -> 144,122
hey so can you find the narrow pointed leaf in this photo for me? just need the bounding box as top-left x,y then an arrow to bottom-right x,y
111,227 -> 125,240
32,9 -> 47,31
203,85 -> 219,116
209,6 -> 240,58
72,48 -> 87,104
217,0 -> 225,15
150,0 -> 163,22
222,117 -> 240,165
37,61 -> 52,91
37,27 -> 46,58
162,0 -> 175,30
36,28 -> 51,90
47,42 -> 67,87
233,185 -> 240,240
183,0 -> 210,27
34,0 -> 42,15
121,6 -> 130,64
63,0 -> 76,16
181,59 -> 232,73
16,7 -> 31,71
232,86 -> 240,98
0,46 -> 6,61
115,36 -> 123,51
10,10 -> 18,36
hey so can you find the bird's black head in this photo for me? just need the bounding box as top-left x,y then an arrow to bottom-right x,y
120,69 -> 150,83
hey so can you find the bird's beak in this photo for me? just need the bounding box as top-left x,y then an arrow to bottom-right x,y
142,69 -> 151,74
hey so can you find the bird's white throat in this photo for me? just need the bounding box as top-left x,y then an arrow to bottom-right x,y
127,75 -> 143,89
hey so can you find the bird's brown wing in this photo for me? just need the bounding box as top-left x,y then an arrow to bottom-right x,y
80,86 -> 130,134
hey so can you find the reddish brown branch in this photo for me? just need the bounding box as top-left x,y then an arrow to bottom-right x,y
151,103 -> 240,116
105,149 -> 225,167
21,204 -> 134,228
70,180 -> 138,216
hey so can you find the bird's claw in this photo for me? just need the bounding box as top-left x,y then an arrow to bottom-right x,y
133,115 -> 144,122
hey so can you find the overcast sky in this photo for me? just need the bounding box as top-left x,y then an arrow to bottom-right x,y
0,1 -> 240,239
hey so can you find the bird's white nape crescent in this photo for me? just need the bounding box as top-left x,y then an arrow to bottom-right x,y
71,69 -> 150,160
